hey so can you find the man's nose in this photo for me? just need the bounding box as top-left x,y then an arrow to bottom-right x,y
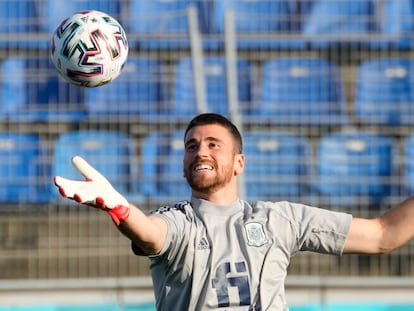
196,143 -> 209,157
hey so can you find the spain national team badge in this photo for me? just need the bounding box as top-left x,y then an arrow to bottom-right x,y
244,222 -> 268,247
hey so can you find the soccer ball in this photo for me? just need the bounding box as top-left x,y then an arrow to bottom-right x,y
50,10 -> 128,88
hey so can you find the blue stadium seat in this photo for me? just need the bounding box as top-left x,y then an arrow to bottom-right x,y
243,132 -> 311,202
316,132 -> 395,206
53,131 -> 141,203
214,0 -> 306,49
172,57 -> 252,119
0,133 -> 51,203
403,135 -> 414,195
0,56 -> 86,122
371,0 -> 414,49
355,59 -> 414,125
85,57 -> 168,121
43,0 -> 123,33
0,1 -> 45,49
129,0 -> 211,49
141,131 -> 190,203
249,58 -> 347,125
302,0 -> 376,48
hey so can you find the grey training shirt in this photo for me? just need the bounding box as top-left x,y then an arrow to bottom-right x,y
133,197 -> 352,310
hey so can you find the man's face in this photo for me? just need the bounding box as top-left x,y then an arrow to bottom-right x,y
183,124 -> 243,196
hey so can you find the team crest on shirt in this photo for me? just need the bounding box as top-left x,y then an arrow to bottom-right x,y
244,222 -> 268,247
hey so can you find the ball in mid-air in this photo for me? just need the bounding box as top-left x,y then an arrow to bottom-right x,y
50,10 -> 128,88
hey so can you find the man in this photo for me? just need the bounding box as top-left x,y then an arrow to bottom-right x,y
55,113 -> 414,310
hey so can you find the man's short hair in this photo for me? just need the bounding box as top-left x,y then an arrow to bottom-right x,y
184,113 -> 243,153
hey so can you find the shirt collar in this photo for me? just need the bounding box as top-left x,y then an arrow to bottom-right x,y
191,196 -> 243,216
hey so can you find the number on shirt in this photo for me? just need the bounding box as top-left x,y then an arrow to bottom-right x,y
212,261 -> 251,307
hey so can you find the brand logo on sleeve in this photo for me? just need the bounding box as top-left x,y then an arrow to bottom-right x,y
197,237 -> 210,250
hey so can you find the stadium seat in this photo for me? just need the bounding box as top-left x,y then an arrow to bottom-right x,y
0,0 -> 45,49
85,57 -> 169,122
371,0 -> 414,49
315,132 -> 395,207
128,0 -> 211,50
0,56 -> 86,122
42,0 -> 123,33
141,131 -> 190,203
0,133 -> 51,203
214,0 -> 306,49
249,58 -> 347,125
302,0 -> 376,48
354,58 -> 414,125
172,57 -> 252,119
53,131 -> 141,203
403,135 -> 414,195
243,131 -> 311,202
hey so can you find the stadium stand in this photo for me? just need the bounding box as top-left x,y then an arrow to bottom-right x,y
85,57 -> 169,122
0,56 -> 86,122
371,0 -> 414,49
52,131 -> 142,204
302,0 -> 376,48
403,135 -> 414,195
0,133 -> 51,203
315,131 -> 396,207
214,0 -> 306,49
249,57 -> 348,125
2,1 -> 414,306
172,56 -> 252,119
128,0 -> 211,49
141,131 -> 190,203
354,58 -> 414,125
0,0 -> 44,49
243,131 -> 311,202
42,0 -> 123,33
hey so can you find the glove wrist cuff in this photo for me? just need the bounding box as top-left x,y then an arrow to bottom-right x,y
107,205 -> 130,226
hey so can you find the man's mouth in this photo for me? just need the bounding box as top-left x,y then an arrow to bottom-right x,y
194,164 -> 213,172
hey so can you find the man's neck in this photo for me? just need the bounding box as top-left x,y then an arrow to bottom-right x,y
192,188 -> 238,206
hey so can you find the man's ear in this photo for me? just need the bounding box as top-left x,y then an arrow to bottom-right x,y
234,153 -> 245,176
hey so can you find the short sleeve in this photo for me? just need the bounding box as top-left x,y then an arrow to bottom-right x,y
131,201 -> 194,258
272,202 -> 352,255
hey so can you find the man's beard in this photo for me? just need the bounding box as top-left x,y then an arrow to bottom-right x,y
184,161 -> 234,195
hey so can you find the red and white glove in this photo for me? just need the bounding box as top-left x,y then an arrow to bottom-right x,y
54,156 -> 130,226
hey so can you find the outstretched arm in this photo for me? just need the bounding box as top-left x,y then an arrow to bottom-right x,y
118,204 -> 167,255
54,156 -> 167,256
344,197 -> 414,254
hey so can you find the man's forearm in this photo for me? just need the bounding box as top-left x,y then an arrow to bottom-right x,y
117,204 -> 167,256
379,196 -> 414,253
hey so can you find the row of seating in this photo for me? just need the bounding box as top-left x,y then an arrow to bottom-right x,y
2,55 -> 414,126
0,130 -> 413,206
2,0 -> 414,50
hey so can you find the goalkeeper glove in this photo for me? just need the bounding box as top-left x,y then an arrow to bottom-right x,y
54,156 -> 130,225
